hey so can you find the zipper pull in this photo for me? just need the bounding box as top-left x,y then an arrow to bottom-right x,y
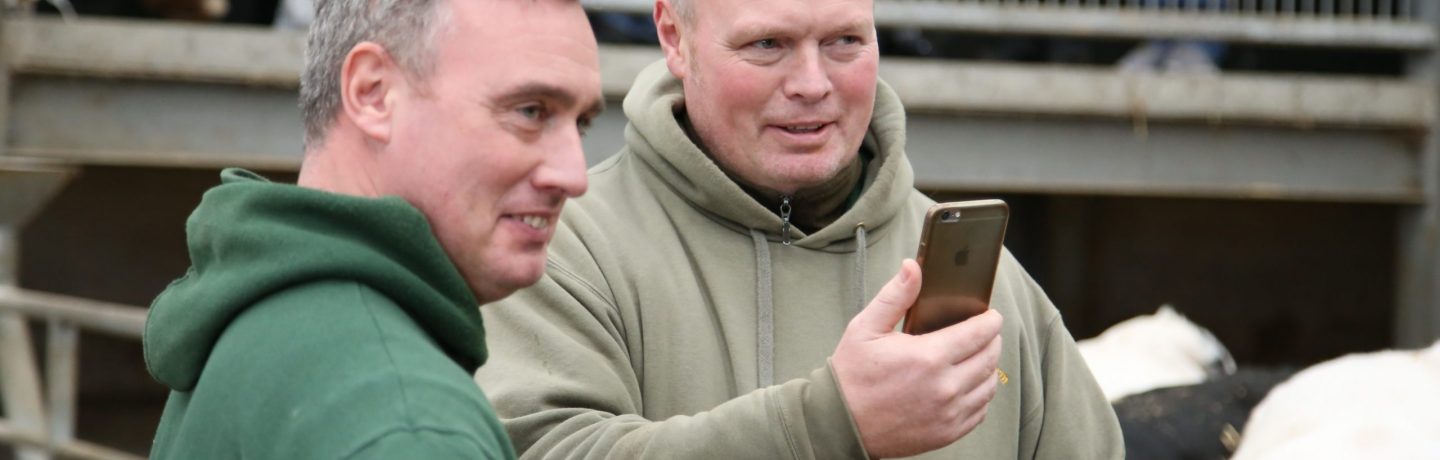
779,196 -> 793,246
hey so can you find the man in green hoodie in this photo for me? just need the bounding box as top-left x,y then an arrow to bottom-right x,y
477,0 -> 1123,458
142,0 -> 602,457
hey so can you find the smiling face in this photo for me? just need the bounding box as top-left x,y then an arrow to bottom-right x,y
659,0 -> 879,196
379,0 -> 601,303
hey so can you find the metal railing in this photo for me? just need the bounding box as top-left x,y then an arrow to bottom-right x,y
936,0 -> 1424,21
582,0 -> 1437,49
0,162 -> 146,460
0,287 -> 148,460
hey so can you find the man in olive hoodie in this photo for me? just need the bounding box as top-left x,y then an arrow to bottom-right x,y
143,0 -> 602,457
476,0 -> 1123,458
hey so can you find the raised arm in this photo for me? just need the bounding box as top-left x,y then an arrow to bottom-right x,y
476,264 -> 868,459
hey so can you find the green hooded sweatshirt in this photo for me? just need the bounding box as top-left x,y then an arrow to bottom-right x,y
145,169 -> 515,459
476,61 -> 1123,459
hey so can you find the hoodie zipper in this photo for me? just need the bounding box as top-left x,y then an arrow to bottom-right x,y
779,196 -> 793,246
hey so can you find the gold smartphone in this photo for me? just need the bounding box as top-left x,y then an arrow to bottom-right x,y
901,199 -> 1010,335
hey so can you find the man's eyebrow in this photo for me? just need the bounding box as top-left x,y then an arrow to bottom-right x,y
730,20 -> 785,40
825,17 -> 873,36
731,18 -> 873,42
497,82 -> 575,106
584,98 -> 606,118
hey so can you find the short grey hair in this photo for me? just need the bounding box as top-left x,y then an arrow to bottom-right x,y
299,0 -> 450,149
668,0 -> 692,24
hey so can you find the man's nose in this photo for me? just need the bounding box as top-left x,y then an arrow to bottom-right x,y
534,130 -> 590,198
784,46 -> 834,103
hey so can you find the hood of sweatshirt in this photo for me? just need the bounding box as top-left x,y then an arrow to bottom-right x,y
618,60 -> 919,387
144,169 -> 486,392
621,60 -> 915,250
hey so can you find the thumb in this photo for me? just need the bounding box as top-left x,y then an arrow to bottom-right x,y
850,259 -> 921,334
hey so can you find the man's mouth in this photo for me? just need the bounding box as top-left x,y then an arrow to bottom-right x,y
513,214 -> 550,230
780,123 -> 827,134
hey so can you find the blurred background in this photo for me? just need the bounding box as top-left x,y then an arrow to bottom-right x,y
0,0 -> 1436,458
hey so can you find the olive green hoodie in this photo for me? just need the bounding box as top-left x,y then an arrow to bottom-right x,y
477,61 -> 1122,459
145,169 -> 514,459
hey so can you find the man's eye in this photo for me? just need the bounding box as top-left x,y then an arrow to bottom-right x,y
578,117 -> 593,137
752,38 -> 779,50
517,104 -> 546,120
836,35 -> 860,45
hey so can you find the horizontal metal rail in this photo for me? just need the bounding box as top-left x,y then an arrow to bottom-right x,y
0,421 -> 144,460
878,57 -> 1435,127
582,0 -> 1437,49
0,287 -> 146,460
597,46 -> 1437,129
3,17 -> 303,87
0,287 -> 147,340
897,0 -> 1424,20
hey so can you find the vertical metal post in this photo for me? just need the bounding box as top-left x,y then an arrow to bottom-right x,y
0,227 -> 13,288
0,326 -> 46,460
44,321 -> 77,449
1395,2 -> 1440,348
0,3 -> 10,162
0,5 -> 43,459
1,230 -> 50,460
1,7 -> 55,459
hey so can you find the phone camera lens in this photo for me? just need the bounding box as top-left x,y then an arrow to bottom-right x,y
941,211 -> 953,220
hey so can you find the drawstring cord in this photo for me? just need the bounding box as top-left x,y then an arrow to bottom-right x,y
751,223 -> 870,390
852,224 -> 867,316
751,229 -> 775,388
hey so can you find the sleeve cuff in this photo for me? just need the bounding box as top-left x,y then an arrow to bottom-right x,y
794,359 -> 871,460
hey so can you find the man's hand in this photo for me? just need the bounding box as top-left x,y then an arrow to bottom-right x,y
831,259 -> 1004,458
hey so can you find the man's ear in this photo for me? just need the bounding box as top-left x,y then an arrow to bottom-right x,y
340,42 -> 398,144
655,0 -> 689,79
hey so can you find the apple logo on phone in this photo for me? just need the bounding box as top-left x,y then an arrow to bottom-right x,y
954,246 -> 970,266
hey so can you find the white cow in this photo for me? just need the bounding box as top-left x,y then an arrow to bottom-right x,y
1231,341 -> 1440,460
1077,305 -> 1236,402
